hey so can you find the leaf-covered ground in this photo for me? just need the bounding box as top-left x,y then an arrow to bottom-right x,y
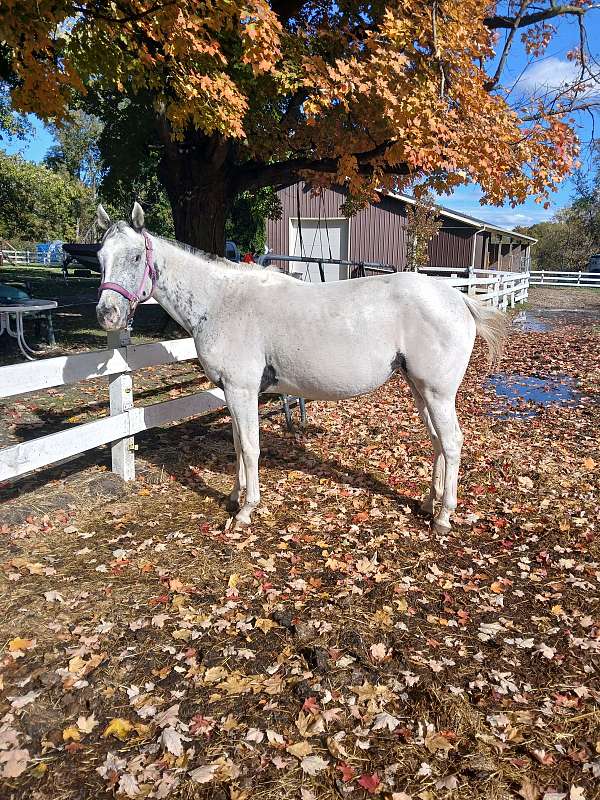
1,294 -> 599,800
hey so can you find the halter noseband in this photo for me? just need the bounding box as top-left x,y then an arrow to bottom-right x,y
98,229 -> 157,319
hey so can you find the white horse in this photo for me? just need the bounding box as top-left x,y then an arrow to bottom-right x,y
96,203 -> 506,533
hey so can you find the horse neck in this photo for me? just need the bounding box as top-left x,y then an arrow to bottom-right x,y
151,238 -> 221,334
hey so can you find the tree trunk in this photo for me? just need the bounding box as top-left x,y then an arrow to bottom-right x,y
156,122 -> 233,254
166,176 -> 230,254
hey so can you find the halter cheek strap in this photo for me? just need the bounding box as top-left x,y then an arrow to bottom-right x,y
98,230 -> 157,318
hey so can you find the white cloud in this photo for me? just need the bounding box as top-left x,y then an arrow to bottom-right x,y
434,185 -> 561,229
514,57 -> 600,98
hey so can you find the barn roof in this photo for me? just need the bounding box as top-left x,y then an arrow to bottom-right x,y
386,191 -> 537,244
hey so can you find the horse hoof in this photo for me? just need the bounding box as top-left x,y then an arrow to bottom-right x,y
233,517 -> 251,530
432,520 -> 452,535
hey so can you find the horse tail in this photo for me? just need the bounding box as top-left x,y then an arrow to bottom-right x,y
462,294 -> 509,368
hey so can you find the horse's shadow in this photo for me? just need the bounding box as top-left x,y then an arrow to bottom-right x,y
138,405 -> 424,518
1,394 -> 424,524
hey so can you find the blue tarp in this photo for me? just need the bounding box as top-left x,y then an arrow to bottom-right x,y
36,241 -> 63,264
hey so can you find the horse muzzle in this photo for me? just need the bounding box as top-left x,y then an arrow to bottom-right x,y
96,295 -> 129,331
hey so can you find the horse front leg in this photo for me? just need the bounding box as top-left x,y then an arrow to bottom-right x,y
226,416 -> 246,513
224,386 -> 260,527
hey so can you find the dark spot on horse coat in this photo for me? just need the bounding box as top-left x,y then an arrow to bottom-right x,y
391,351 -> 408,375
260,363 -> 277,393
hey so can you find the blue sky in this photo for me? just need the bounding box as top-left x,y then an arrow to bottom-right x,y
2,7 -> 600,231
439,8 -> 600,228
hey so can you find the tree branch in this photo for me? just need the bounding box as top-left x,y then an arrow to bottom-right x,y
72,1 -> 177,25
484,0 -> 531,90
270,0 -> 305,25
235,141 -> 408,192
484,3 -> 600,30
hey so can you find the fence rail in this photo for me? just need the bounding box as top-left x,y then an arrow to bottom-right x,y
1,249 -> 64,266
0,330 -> 225,484
1,250 -> 38,266
0,268 -> 530,486
530,270 -> 600,288
448,269 -> 530,310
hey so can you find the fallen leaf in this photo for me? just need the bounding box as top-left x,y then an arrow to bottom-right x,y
8,637 -> 36,652
301,754 -> 329,775
286,741 -> 313,758
424,731 -> 454,754
9,690 -> 41,709
518,778 -> 541,800
254,618 -> 278,633
370,642 -> 389,661
189,764 -> 219,783
77,714 -> 98,734
62,726 -> 81,742
0,749 -> 30,778
358,773 -> 381,793
102,718 -> 134,741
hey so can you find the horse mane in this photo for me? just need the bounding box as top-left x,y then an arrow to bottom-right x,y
154,235 -> 264,272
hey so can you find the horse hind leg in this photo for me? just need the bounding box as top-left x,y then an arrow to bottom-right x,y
226,415 -> 246,513
406,379 -> 445,515
420,391 -> 463,534
224,387 -> 261,527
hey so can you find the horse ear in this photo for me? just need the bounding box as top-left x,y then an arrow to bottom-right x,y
96,204 -> 111,230
131,201 -> 145,231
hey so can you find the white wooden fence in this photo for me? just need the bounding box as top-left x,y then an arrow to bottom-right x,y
438,268 -> 529,309
1,250 -> 39,266
0,330 -> 227,484
530,270 -> 600,288
0,269 -> 530,486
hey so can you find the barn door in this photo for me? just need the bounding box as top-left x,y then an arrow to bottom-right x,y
289,218 -> 349,281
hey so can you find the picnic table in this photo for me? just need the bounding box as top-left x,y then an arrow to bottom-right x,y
0,298 -> 57,360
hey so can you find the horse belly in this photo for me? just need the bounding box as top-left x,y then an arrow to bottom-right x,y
272,352 -> 394,401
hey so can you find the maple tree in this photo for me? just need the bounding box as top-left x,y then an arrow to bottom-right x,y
1,2 -> 599,252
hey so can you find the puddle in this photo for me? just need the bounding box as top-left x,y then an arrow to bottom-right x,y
513,309 -> 600,333
487,374 -> 594,419
512,311 -> 549,332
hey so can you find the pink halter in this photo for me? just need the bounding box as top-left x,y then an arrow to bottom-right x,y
98,230 -> 157,318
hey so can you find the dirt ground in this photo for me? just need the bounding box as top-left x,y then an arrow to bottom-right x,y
527,285 -> 600,309
0,295 -> 599,800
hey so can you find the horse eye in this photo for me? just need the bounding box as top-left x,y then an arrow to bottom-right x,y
135,254 -> 141,262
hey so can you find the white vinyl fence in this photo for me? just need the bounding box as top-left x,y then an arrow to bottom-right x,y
530,270 -> 600,288
0,269 -> 530,486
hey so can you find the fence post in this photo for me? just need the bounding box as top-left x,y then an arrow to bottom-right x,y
493,276 -> 500,308
107,329 -> 136,481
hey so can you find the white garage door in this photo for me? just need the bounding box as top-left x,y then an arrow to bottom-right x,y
289,218 -> 349,281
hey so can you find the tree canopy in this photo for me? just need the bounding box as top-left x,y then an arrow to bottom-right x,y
2,1 -> 599,250
517,151 -> 600,271
44,110 -> 104,189
0,150 -> 92,243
